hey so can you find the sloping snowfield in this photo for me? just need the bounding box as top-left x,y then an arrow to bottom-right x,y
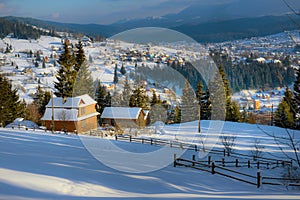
1,121 -> 300,199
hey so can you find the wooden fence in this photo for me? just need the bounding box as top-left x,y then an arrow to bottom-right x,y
115,134 -> 292,167
174,154 -> 300,188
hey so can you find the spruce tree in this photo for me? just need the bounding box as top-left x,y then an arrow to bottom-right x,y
35,86 -> 51,117
120,76 -> 132,106
73,60 -> 94,97
113,64 -> 119,84
105,92 -> 112,107
54,41 -> 76,98
174,105 -> 181,123
149,91 -> 164,123
74,41 -> 86,72
218,64 -> 240,122
96,81 -> 107,114
180,80 -> 198,123
293,68 -> 300,127
275,87 -> 295,128
120,63 -> 126,75
129,86 -> 149,109
201,89 -> 212,120
0,75 -> 25,126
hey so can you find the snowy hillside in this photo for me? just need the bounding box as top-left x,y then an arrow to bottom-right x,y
1,121 -> 300,199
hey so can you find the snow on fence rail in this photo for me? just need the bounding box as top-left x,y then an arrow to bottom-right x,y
114,134 -> 292,166
174,154 -> 300,188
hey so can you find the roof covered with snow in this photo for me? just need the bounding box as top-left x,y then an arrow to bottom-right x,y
101,107 -> 143,120
46,94 -> 96,108
41,108 -> 99,121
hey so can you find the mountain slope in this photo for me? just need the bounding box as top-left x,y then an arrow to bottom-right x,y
2,14 -> 299,43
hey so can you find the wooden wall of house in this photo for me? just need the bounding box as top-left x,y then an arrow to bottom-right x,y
44,121 -> 76,133
44,116 -> 98,134
77,116 -> 98,133
78,104 -> 97,117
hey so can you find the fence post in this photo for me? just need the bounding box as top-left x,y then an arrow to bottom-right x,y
195,145 -> 197,152
170,141 -> 172,148
223,149 -> 226,157
174,154 -> 177,167
257,161 -> 260,169
257,171 -> 261,188
130,135 -> 132,142
115,135 -> 118,140
192,155 -> 195,166
236,159 -> 238,167
248,160 -> 250,168
282,161 -> 285,167
212,162 -> 215,174
208,156 -> 211,167
291,160 -> 293,167
222,158 -> 225,167
151,138 -> 153,145
276,160 -> 279,167
142,138 -> 144,144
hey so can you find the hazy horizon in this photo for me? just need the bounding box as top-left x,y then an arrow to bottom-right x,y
0,0 -> 300,25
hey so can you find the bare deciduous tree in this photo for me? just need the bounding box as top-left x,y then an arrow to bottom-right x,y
251,139 -> 265,161
221,135 -> 236,156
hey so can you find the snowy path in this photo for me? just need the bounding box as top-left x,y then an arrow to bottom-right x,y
0,128 -> 300,199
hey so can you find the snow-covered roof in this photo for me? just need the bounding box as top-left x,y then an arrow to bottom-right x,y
41,108 -> 78,121
46,94 -> 96,108
101,107 -> 143,120
41,107 -> 99,121
5,119 -> 39,129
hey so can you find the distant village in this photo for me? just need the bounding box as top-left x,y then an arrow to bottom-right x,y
0,28 -> 299,132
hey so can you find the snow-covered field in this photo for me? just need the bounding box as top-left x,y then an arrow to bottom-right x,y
1,121 -> 300,199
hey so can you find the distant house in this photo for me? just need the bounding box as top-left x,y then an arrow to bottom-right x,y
41,94 -> 99,134
101,107 -> 148,128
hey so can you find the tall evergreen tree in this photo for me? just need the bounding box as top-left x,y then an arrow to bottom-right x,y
201,89 -> 212,120
120,63 -> 126,75
54,41 -> 76,98
293,68 -> 300,127
113,64 -> 119,84
275,87 -> 295,128
149,91 -> 164,124
0,75 -> 25,126
120,76 -> 132,106
218,64 -> 240,122
96,81 -> 107,114
174,105 -> 182,124
34,86 -> 51,117
129,86 -> 149,109
74,41 -> 86,72
180,80 -> 198,123
73,60 -> 94,97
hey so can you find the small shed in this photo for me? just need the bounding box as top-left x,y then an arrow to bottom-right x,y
101,107 -> 148,128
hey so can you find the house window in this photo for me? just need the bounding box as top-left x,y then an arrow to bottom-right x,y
81,119 -> 86,128
81,107 -> 86,115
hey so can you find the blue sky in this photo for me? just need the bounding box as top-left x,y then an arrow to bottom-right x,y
0,0 -> 299,24
0,0 -> 193,24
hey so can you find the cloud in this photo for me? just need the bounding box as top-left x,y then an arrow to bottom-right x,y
0,3 -> 4,10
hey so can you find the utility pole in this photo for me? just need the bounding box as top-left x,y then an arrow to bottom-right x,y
51,91 -> 55,133
198,104 -> 201,133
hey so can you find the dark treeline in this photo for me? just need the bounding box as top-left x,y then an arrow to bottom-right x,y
211,52 -> 295,92
0,18 -> 57,39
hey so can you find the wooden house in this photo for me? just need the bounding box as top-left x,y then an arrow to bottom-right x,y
101,107 -> 148,129
41,94 -> 99,134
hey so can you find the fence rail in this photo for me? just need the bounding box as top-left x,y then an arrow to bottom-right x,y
174,155 -> 300,188
115,134 -> 292,167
